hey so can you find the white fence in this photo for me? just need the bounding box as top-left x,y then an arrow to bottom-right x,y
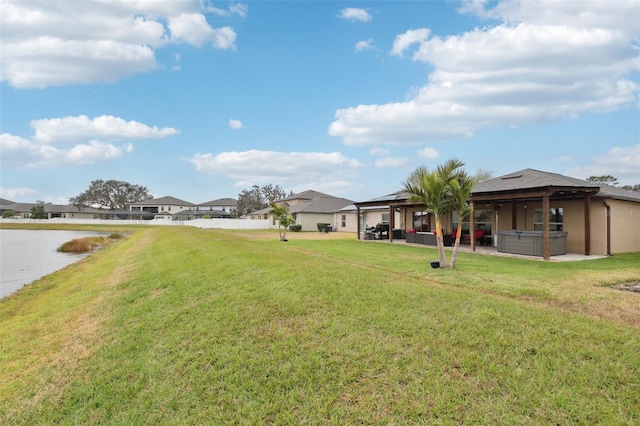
0,218 -> 273,230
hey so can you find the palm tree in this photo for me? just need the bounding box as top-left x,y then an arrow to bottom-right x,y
448,171 -> 474,268
403,159 -> 465,267
449,168 -> 493,267
269,203 -> 295,241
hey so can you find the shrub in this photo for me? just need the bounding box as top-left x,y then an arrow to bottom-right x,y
57,237 -> 110,253
289,224 -> 302,232
57,236 -> 121,253
2,210 -> 15,218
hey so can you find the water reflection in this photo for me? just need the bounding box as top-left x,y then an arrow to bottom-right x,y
0,229 -> 107,299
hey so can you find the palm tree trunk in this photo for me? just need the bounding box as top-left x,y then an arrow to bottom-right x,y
449,226 -> 463,267
435,216 -> 447,267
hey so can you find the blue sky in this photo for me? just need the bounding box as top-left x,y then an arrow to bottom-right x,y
1,0 -> 639,205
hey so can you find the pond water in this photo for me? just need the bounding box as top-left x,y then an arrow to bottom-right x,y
0,229 -> 107,300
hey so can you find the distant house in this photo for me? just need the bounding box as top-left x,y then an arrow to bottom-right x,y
0,198 -> 17,205
0,202 -> 142,219
197,198 -> 237,214
174,209 -> 231,220
2,195 -> 238,222
247,206 -> 271,220
270,190 -> 354,231
130,196 -> 194,215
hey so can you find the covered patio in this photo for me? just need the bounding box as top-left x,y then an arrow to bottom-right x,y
471,169 -> 600,260
354,169 -> 640,260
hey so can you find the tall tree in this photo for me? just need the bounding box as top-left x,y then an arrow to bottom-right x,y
30,204 -> 47,219
269,202 -> 296,241
621,184 -> 640,191
69,179 -> 152,210
403,159 -> 465,268
236,184 -> 289,217
586,175 -> 619,186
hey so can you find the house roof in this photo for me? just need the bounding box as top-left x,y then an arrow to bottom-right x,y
354,191 -> 412,207
277,190 -> 331,202
198,198 -> 237,207
131,196 -> 194,206
288,196 -> 354,214
472,168 -> 640,203
355,169 -> 640,207
339,204 -> 392,212
595,185 -> 640,203
174,209 -> 231,218
249,206 -> 272,215
0,203 -> 134,214
0,202 -> 36,212
472,169 -> 600,193
0,198 -> 17,205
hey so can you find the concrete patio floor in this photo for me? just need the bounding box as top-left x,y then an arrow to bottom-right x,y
376,239 -> 609,262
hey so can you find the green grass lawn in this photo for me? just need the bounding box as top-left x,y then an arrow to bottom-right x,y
1,226 -> 639,424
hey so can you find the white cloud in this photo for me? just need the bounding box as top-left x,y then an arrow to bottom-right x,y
338,8 -> 372,22
187,149 -> 363,186
168,14 -> 236,48
391,28 -> 431,57
207,3 -> 249,18
0,0 -> 240,88
375,157 -> 411,168
555,155 -> 573,162
31,115 -> 179,144
330,0 -> 640,146
370,147 -> 390,156
565,144 -> 640,185
355,39 -> 375,52
228,119 -> 245,130
1,115 -> 177,169
418,147 -> 439,159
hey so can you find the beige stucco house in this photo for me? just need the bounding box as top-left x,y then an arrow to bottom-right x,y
267,190 -> 354,231
130,196 -> 194,216
197,198 -> 237,214
0,201 -> 134,220
355,169 -> 640,259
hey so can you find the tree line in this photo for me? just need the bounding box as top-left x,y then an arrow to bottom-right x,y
64,179 -> 291,218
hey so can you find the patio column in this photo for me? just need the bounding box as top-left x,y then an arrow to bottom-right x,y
470,202 -> 476,252
542,195 -> 550,260
357,206 -> 361,240
511,200 -> 517,229
389,205 -> 395,242
584,195 -> 591,255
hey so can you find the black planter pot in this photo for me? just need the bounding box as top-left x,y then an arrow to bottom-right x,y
430,261 -> 440,269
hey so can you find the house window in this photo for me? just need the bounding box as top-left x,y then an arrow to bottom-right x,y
341,214 -> 346,228
168,206 -> 171,211
533,208 -> 563,231
413,212 -> 430,232
453,210 -> 493,236
381,213 -> 390,223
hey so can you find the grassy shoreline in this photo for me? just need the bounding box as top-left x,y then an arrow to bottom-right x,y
1,225 -> 639,424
